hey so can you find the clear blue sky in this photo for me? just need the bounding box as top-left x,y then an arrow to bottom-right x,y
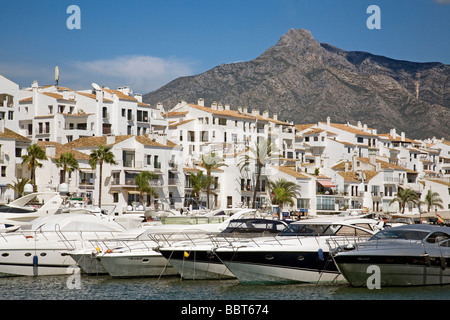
1,0 -> 449,93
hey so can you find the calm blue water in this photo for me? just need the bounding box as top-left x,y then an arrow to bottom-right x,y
1,274 -> 450,301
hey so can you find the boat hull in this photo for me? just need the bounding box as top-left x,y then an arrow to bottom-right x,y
214,249 -> 343,284
159,249 -> 234,280
334,254 -> 450,287
98,251 -> 178,278
69,252 -> 108,275
0,249 -> 77,277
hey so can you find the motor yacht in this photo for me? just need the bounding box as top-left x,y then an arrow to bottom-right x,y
332,224 -> 450,287
0,192 -> 63,232
68,210 -> 248,276
92,209 -> 262,278
212,216 -> 384,284
0,213 -> 125,277
157,218 -> 290,280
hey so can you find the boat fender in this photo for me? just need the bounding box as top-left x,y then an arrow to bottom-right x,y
33,255 -> 38,266
317,248 -> 324,261
184,251 -> 190,258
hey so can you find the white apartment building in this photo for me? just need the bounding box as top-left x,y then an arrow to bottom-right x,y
0,75 -> 21,133
1,73 -> 449,217
16,81 -> 168,145
164,99 -> 296,210
0,124 -> 31,202
65,134 -> 183,214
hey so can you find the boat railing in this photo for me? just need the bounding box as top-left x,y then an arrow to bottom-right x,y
337,237 -> 444,251
326,236 -> 373,252
147,231 -> 216,247
89,238 -> 158,254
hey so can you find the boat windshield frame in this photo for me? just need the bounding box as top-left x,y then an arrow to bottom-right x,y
369,229 -> 430,241
279,222 -> 373,237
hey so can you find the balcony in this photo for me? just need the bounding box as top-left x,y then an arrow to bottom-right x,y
35,128 -> 50,135
383,177 -> 405,184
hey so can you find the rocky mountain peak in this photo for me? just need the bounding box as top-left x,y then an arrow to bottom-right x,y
144,29 -> 450,139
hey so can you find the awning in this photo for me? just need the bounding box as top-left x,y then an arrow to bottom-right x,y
317,180 -> 336,188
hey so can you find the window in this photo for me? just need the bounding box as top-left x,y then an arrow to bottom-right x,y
154,156 -> 161,169
8,111 -> 14,120
111,172 -> 120,185
297,198 -> 310,209
1,166 -> 6,177
113,193 -> 119,203
15,148 -> 21,158
188,131 -> 195,142
357,137 -> 364,143
122,151 -> 135,167
316,196 -> 335,210
426,232 -> 450,244
80,172 -> 94,185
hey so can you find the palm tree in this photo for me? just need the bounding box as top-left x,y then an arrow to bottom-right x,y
201,152 -> 227,209
6,178 -> 31,199
89,145 -> 117,208
188,171 -> 208,199
268,178 -> 301,218
238,138 -> 279,209
135,171 -> 158,205
56,152 -> 79,184
21,143 -> 48,192
389,187 -> 419,214
423,190 -> 444,212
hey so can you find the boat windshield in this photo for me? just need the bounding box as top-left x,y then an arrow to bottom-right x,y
369,229 -> 429,241
0,205 -> 36,213
281,223 -> 338,236
221,219 -> 287,234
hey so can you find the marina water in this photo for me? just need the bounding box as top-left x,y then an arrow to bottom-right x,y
2,274 -> 450,300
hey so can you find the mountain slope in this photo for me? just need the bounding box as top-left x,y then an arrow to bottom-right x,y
143,28 -> 450,139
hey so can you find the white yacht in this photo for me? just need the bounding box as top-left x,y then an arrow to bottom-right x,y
332,224 -> 450,287
0,192 -> 63,232
0,213 -> 125,277
212,216 -> 384,284
157,218 -> 290,280
93,209 -> 261,278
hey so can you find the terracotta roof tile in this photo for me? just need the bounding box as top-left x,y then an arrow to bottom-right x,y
187,103 -> 291,125
65,135 -> 172,149
0,128 -> 30,142
37,141 -> 90,160
275,166 -> 311,179
320,122 -> 377,137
